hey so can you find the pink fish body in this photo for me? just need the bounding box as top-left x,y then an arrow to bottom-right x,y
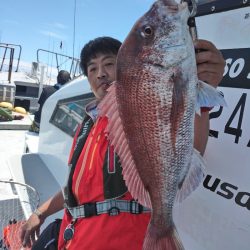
99,0 -> 225,249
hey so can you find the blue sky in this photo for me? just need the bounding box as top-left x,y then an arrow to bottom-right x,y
0,0 -> 155,64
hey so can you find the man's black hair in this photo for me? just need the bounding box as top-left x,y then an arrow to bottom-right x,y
80,36 -> 122,76
57,70 -> 71,85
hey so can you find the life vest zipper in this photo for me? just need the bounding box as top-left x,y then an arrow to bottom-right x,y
74,121 -> 98,203
88,133 -> 101,170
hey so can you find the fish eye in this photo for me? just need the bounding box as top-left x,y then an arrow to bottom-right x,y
141,26 -> 154,38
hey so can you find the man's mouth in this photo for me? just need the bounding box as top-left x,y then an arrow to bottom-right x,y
100,81 -> 112,90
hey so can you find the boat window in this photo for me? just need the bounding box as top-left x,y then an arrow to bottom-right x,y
50,93 -> 94,137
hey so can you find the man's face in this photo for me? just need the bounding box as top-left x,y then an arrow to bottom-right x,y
87,53 -> 117,100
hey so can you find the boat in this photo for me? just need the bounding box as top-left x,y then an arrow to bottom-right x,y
0,0 -> 249,249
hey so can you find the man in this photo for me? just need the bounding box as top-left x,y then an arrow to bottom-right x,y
32,70 -> 71,132
20,36 -> 225,249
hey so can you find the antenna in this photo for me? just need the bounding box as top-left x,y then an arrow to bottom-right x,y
72,0 -> 77,60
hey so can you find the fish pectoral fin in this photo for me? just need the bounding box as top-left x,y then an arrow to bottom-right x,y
195,80 -> 227,114
97,83 -> 152,208
175,149 -> 206,203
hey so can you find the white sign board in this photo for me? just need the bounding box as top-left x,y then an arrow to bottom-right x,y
175,6 -> 250,250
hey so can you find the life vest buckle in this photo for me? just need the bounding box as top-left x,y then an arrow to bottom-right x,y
84,202 -> 98,218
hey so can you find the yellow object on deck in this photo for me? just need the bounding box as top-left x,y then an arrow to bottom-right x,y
0,102 -> 13,110
14,107 -> 27,114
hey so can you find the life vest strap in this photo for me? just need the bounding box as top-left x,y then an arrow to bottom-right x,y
66,199 -> 151,219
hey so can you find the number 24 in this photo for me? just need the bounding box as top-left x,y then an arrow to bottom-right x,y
209,93 -> 249,146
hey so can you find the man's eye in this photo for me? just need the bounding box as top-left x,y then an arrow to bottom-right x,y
106,63 -> 114,67
89,67 -> 96,72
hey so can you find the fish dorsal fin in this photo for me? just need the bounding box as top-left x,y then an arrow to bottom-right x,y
175,149 -> 206,202
98,83 -> 152,208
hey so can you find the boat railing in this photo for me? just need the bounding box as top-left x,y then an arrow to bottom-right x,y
0,45 -> 15,83
37,49 -> 82,80
0,43 -> 22,73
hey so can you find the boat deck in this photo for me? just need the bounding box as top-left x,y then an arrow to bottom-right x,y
0,114 -> 33,130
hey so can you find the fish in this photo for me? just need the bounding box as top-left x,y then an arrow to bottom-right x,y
98,0 -> 226,249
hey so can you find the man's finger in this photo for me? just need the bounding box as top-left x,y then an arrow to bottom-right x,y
31,232 -> 36,245
19,227 -> 26,243
196,50 -> 224,65
22,230 -> 31,247
194,39 -> 218,52
198,72 -> 222,87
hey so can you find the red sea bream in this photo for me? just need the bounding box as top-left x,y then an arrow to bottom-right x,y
98,0 -> 226,249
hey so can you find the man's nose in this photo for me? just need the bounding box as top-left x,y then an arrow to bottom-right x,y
97,66 -> 106,79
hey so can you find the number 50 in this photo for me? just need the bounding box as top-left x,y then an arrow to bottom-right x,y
223,58 -> 245,78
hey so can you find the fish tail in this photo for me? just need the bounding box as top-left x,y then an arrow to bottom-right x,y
143,223 -> 184,250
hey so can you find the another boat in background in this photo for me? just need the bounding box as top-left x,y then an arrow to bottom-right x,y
0,42 -> 81,113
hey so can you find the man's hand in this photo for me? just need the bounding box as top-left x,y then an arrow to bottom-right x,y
195,39 -> 225,88
20,212 -> 44,248
193,39 -> 225,155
